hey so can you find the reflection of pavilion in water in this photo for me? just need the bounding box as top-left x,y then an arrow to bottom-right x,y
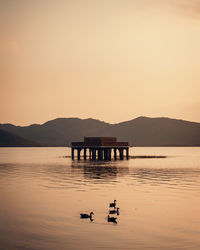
71,161 -> 129,180
71,137 -> 129,160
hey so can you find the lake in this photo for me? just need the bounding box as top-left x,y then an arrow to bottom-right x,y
0,147 -> 200,250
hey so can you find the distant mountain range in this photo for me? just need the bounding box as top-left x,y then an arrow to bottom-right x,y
0,116 -> 200,147
0,129 -> 40,147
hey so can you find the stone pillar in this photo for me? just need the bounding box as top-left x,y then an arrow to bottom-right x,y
119,148 -> 124,160
92,149 -> 96,160
77,149 -> 81,160
84,148 -> 87,160
98,149 -> 103,160
114,148 -> 117,160
126,148 -> 129,159
108,148 -> 111,160
71,148 -> 74,160
104,149 -> 108,160
89,149 -> 92,159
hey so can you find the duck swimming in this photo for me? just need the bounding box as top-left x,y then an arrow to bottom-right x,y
80,212 -> 94,219
109,200 -> 117,208
109,207 -> 119,215
107,215 -> 117,224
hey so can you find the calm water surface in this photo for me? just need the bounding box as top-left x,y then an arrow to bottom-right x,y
0,147 -> 200,250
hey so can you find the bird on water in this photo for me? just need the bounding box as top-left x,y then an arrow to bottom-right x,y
109,200 -> 117,208
109,207 -> 119,215
107,215 -> 117,224
80,212 -> 94,219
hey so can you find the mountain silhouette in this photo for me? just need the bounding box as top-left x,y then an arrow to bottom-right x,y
0,128 -> 40,147
0,116 -> 200,146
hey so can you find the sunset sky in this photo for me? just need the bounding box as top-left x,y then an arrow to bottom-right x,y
1,0 -> 200,125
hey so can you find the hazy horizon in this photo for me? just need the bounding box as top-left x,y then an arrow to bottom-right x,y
1,0 -> 200,125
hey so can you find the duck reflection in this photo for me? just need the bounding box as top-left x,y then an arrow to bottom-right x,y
71,161 -> 129,180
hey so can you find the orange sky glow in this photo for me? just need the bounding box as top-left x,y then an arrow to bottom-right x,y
1,0 -> 200,125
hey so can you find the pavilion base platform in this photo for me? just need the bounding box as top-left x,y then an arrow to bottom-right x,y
71,137 -> 129,161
